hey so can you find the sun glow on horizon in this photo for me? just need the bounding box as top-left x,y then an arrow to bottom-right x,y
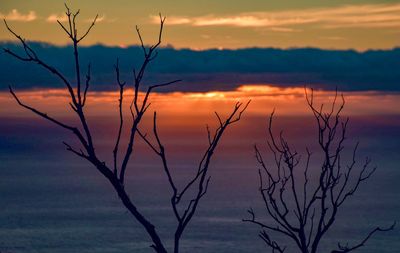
1,85 -> 399,120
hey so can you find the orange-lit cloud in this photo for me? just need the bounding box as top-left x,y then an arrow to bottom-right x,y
46,13 -> 68,23
163,17 -> 191,25
153,3 -> 400,31
150,14 -> 313,32
0,9 -> 37,22
47,13 -> 107,23
86,15 -> 107,23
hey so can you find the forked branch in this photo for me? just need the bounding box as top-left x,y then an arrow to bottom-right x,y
139,100 -> 250,252
332,222 -> 396,253
4,5 -> 247,253
244,89 -> 394,253
4,6 -> 169,253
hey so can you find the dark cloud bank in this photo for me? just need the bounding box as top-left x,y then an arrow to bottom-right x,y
0,42 -> 399,92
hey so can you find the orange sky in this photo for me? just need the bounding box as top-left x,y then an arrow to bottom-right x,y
1,85 -> 399,123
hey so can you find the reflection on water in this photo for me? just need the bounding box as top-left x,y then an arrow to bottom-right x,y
0,85 -> 399,252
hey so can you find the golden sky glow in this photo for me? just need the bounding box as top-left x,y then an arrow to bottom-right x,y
0,1 -> 399,50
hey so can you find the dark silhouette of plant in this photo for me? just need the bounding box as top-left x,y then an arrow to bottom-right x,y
244,89 -> 394,253
3,5 -> 249,253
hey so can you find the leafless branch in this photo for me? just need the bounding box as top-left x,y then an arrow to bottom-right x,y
140,101 -> 250,251
4,6 -> 172,253
113,59 -> 126,175
245,90 -> 395,253
332,222 -> 396,253
5,6 -> 250,253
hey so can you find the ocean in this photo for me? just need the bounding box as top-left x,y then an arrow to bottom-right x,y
0,87 -> 399,252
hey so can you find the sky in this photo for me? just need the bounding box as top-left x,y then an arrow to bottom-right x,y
1,0 -> 400,50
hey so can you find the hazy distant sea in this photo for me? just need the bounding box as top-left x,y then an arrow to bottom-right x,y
0,97 -> 399,252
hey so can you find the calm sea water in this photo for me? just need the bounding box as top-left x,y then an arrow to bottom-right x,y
0,92 -> 399,252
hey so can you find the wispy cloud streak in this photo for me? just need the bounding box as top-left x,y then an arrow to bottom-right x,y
152,3 -> 400,30
47,13 -> 107,23
46,13 -> 68,23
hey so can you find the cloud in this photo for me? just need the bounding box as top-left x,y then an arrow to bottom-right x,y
151,14 -> 313,32
0,9 -> 37,22
269,27 -> 301,33
154,3 -> 400,31
46,13 -> 68,23
1,42 -> 399,92
93,15 -> 106,23
193,15 -> 315,27
164,16 -> 191,25
85,15 -> 113,23
47,13 -> 108,23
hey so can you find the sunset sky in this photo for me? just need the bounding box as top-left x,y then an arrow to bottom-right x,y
0,2 -> 400,253
1,0 -> 400,50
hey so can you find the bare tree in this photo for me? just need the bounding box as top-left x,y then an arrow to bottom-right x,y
3,5 -> 249,253
244,89 -> 394,253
